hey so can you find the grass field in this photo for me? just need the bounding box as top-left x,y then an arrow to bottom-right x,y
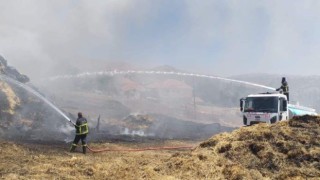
1,115 -> 320,179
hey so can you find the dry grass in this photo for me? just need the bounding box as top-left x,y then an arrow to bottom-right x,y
1,116 -> 320,179
0,140 -> 196,180
162,115 -> 320,179
0,81 -> 20,115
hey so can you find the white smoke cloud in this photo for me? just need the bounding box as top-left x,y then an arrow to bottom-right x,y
0,0 -> 152,79
1,0 -> 320,79
183,0 -> 320,75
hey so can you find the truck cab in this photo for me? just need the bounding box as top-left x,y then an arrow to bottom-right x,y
240,92 -> 316,126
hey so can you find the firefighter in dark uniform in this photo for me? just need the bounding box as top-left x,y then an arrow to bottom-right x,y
70,112 -> 89,154
276,77 -> 289,101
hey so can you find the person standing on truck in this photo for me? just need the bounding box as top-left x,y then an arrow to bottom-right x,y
276,77 -> 289,101
70,112 -> 89,154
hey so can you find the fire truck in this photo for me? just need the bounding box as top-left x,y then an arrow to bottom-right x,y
240,92 -> 317,125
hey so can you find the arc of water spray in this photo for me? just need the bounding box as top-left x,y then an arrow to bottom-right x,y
49,70 -> 276,91
0,75 -> 74,125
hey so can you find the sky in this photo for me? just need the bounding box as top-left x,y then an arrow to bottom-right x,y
1,0 -> 320,80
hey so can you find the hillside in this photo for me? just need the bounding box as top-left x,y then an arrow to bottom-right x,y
39,68 -> 245,127
40,66 -> 320,129
0,55 -> 236,141
0,116 -> 319,179
0,56 -> 70,140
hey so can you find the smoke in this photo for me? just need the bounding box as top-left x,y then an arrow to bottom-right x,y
0,0 -> 152,79
38,69 -> 261,129
0,75 -> 75,141
0,68 -> 245,141
1,0 -> 320,80
121,128 -> 146,136
2,0 -> 320,140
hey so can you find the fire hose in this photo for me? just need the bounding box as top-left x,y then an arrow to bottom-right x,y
86,145 -> 194,153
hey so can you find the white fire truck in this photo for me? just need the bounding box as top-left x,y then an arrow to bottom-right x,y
240,92 -> 317,125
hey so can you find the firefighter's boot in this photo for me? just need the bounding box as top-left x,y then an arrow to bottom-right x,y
70,144 -> 77,152
82,145 -> 87,154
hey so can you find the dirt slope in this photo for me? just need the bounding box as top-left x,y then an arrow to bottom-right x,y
1,116 -> 319,179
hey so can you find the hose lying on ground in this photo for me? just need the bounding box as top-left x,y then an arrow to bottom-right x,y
86,145 -> 194,153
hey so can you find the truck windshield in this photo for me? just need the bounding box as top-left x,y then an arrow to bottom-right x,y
244,97 -> 278,113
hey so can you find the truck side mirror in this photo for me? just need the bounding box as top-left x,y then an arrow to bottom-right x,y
240,98 -> 245,112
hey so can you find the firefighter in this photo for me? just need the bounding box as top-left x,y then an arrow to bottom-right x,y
276,77 -> 289,101
70,112 -> 89,154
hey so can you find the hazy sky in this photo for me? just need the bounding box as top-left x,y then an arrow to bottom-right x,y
1,0 -> 320,79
